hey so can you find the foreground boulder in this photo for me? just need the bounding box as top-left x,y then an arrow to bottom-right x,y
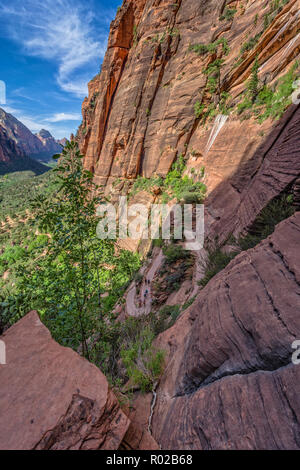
0,312 -> 130,450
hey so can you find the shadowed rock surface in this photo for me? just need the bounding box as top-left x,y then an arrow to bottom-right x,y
151,213 -> 300,449
0,123 -> 49,175
206,105 -> 300,242
1,0 -> 299,451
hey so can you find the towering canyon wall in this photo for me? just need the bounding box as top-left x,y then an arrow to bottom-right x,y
152,212 -> 300,449
78,0 -> 300,205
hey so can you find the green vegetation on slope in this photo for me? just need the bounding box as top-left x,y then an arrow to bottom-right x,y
0,142 -> 167,395
131,154 -> 206,203
237,61 -> 300,121
0,156 -> 50,177
189,38 -> 230,57
0,170 -> 56,220
199,192 -> 296,288
220,8 -> 237,22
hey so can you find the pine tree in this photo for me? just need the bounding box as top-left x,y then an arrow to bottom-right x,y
248,56 -> 260,102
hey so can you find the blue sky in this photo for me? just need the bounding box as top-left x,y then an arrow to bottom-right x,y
0,0 -> 120,139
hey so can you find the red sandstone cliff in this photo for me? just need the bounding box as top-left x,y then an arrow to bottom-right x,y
78,0 -> 300,195
0,312 -> 157,450
151,212 -> 300,449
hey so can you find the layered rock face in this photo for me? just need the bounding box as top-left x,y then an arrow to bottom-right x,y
152,213 -> 300,449
0,124 -> 26,163
0,312 -> 131,450
206,104 -> 300,243
78,0 -> 300,197
0,108 -> 62,164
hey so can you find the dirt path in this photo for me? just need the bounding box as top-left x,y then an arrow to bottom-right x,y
126,249 -> 165,317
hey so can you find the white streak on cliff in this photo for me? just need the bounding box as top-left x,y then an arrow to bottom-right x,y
205,114 -> 228,155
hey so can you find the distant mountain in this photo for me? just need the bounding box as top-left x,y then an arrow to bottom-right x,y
0,125 -> 49,176
35,129 -> 63,160
0,108 -> 62,164
57,137 -> 67,147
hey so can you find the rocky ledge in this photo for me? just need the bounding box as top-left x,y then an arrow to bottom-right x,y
149,212 -> 300,449
0,311 -> 157,450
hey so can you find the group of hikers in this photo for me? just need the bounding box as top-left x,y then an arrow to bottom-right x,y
138,279 -> 151,308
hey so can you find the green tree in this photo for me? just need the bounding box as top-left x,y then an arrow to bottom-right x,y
248,56 -> 260,102
13,141 -> 115,358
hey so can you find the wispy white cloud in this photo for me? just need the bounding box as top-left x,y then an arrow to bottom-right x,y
46,112 -> 82,122
12,87 -> 43,103
0,0 -> 113,96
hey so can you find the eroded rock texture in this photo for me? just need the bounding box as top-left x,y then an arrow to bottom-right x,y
0,124 -> 27,165
152,213 -> 300,449
0,312 -> 130,450
78,0 -> 300,196
2,0 -> 298,452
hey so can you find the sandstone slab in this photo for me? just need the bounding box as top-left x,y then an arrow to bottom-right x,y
0,311 -> 130,450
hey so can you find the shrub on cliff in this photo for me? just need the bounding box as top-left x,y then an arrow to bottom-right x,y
199,192 -> 296,288
189,38 -> 230,56
182,191 -> 202,204
240,34 -> 261,55
220,8 -> 237,22
239,193 -> 295,250
121,325 -> 165,393
248,56 -> 260,102
163,244 -> 190,264
237,60 -> 299,121
199,248 -> 236,287
131,153 -> 206,204
257,61 -> 299,121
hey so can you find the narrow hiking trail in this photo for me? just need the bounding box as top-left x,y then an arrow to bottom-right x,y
126,249 -> 165,317
125,245 -> 206,318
